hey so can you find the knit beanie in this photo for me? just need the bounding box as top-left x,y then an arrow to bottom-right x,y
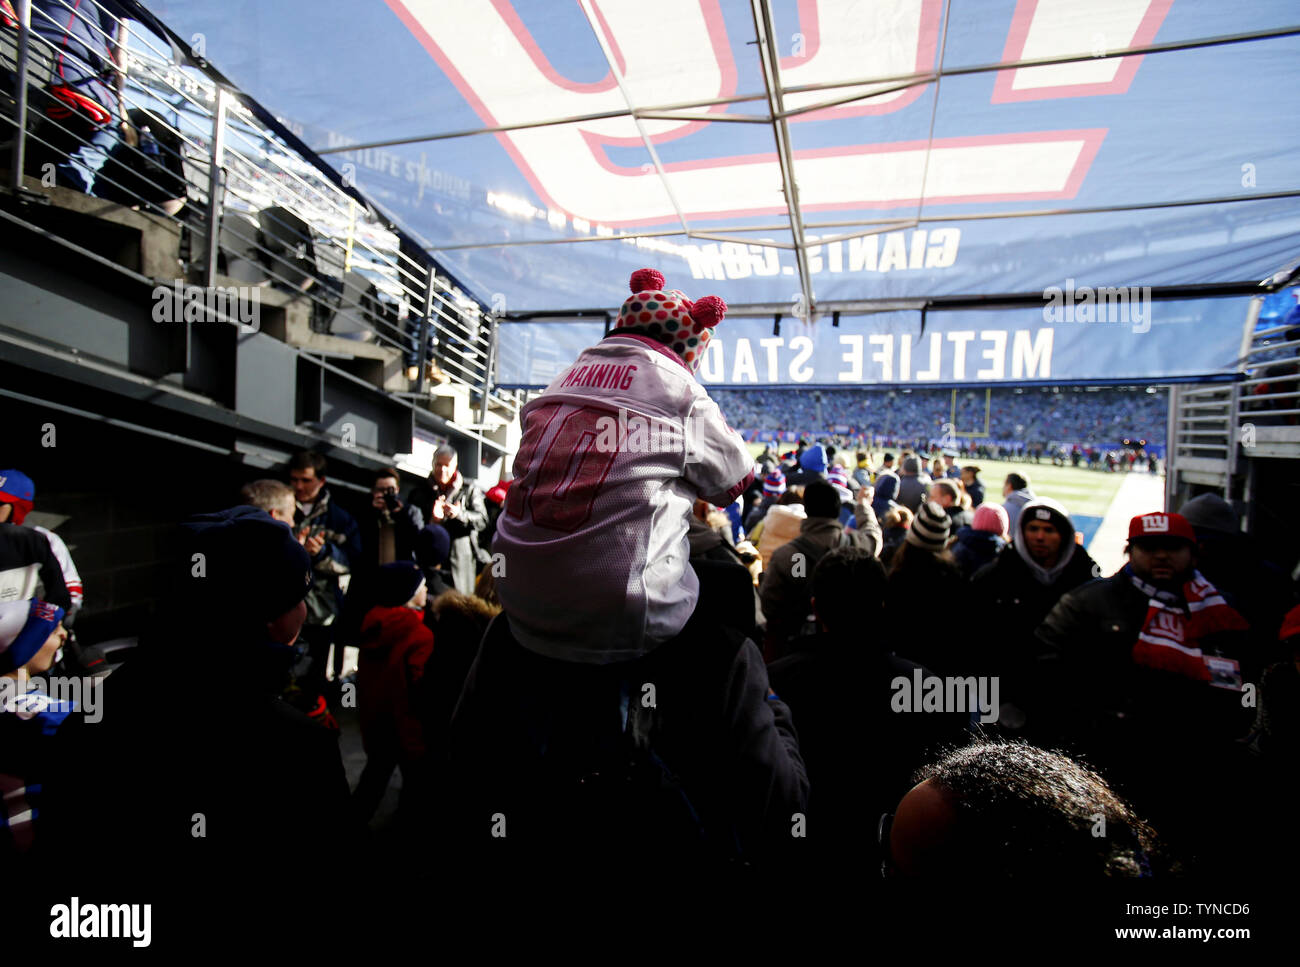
0,598 -> 65,674
906,500 -> 951,552
972,503 -> 1009,540
180,506 -> 313,624
0,469 -> 35,525
826,464 -> 851,489
612,268 -> 725,373
373,561 -> 426,608
1177,493 -> 1238,535
416,523 -> 452,570
762,469 -> 786,497
800,445 -> 828,474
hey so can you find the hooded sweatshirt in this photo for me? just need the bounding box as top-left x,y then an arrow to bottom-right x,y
1013,497 -> 1078,586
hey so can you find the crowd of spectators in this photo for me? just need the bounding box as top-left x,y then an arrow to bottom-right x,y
711,386 -> 1168,451
3,426 -> 1293,906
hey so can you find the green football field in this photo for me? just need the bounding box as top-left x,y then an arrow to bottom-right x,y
747,446 -> 1137,520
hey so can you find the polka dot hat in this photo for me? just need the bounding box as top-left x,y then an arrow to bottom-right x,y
612,268 -> 726,373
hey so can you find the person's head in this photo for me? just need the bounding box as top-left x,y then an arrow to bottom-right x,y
856,451 -> 868,468
432,445 -> 458,487
0,599 -> 67,679
288,451 -> 327,504
810,547 -> 887,633
972,503 -> 1009,542
1014,498 -> 1074,569
371,467 -> 402,509
799,444 -> 828,474
1126,513 -> 1197,588
904,500 -> 951,554
240,479 -> 296,525
930,478 -> 960,510
961,466 -> 980,487
885,739 -> 1157,879
882,453 -> 895,468
1003,472 -> 1029,497
612,268 -> 726,373
0,469 -> 35,525
417,522 -> 453,571
762,468 -> 787,498
375,562 -> 427,611
900,456 -> 920,476
179,506 -> 313,652
943,451 -> 957,468
776,486 -> 803,506
1177,493 -> 1239,539
802,480 -> 841,520
930,458 -> 944,476
882,505 -> 913,531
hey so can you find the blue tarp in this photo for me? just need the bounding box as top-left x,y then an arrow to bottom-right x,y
144,0 -> 1300,322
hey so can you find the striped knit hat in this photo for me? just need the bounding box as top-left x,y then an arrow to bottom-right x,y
826,464 -> 851,489
906,500 -> 951,552
763,469 -> 786,497
612,268 -> 726,373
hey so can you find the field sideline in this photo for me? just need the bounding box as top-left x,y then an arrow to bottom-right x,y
745,445 -> 1157,522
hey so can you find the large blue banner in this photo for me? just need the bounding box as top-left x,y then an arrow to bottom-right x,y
495,297 -> 1249,388
146,0 -> 1300,314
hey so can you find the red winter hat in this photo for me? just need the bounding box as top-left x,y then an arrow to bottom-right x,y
1128,512 -> 1196,543
612,268 -> 725,373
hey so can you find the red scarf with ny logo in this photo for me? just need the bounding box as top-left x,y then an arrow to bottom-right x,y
1128,566 -> 1248,681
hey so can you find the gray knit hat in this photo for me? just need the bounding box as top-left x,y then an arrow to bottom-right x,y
906,500 -> 951,552
1178,493 -> 1239,535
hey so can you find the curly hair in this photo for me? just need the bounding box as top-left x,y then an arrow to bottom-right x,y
910,738 -> 1160,878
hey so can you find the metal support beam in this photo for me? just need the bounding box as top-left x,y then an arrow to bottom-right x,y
202,87 -> 230,287
750,0 -> 814,322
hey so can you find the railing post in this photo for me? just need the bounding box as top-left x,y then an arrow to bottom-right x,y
477,313 -> 496,426
203,88 -> 230,286
415,265 -> 435,393
9,0 -> 32,194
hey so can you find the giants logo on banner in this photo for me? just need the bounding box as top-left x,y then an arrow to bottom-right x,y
386,0 -> 1169,227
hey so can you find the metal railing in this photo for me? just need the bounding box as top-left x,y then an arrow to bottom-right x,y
1,0 -> 523,422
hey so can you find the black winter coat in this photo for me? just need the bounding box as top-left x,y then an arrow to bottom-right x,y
446,608 -> 808,871
969,542 -> 1098,700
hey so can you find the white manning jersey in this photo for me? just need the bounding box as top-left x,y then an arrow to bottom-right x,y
493,334 -> 754,664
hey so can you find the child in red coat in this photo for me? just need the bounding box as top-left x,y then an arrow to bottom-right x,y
353,562 -> 434,825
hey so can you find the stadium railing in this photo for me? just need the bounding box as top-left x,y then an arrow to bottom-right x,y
0,0 -> 522,429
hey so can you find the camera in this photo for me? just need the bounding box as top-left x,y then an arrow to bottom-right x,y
382,489 -> 400,512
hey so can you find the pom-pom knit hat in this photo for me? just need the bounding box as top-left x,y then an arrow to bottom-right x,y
613,268 -> 726,373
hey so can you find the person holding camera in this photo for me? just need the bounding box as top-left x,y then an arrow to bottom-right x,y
361,467 -> 424,570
